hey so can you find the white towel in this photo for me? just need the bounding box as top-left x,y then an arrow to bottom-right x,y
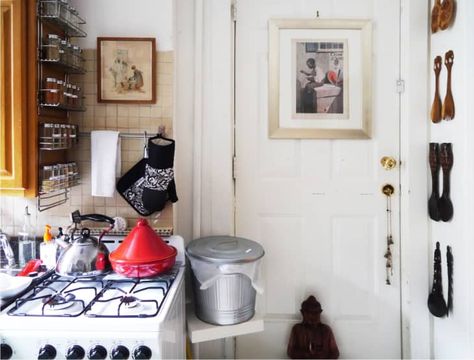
91,131 -> 121,197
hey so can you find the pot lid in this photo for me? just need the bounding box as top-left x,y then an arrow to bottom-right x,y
186,236 -> 264,264
109,219 -> 176,264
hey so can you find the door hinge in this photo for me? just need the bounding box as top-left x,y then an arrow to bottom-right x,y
232,156 -> 237,180
396,79 -> 405,94
231,1 -> 237,22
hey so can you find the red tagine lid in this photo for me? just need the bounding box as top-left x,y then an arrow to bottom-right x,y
109,219 -> 176,264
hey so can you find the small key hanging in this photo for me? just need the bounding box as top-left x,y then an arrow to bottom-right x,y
382,184 -> 395,285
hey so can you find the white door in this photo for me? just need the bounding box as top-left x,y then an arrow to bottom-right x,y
234,0 -> 401,358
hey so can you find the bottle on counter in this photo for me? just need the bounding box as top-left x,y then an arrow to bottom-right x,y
0,229 -> 16,269
40,225 -> 58,269
18,206 -> 36,267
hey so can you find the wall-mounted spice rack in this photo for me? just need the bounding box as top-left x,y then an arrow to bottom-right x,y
36,0 -> 87,212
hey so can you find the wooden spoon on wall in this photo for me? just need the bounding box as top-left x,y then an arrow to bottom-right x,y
442,50 -> 455,121
431,0 -> 441,33
439,0 -> 455,30
431,56 -> 442,124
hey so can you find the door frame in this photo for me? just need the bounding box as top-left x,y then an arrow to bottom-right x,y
189,0 -> 430,357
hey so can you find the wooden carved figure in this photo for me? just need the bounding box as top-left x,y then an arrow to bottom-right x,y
287,295 -> 339,359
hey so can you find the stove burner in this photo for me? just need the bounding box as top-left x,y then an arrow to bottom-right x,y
43,293 -> 76,310
122,295 -> 140,308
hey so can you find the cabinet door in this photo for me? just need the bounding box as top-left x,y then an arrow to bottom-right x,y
0,0 -> 27,191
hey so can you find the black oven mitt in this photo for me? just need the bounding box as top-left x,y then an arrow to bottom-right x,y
142,137 -> 178,212
116,136 -> 178,216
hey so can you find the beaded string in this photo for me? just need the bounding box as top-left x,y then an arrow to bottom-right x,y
384,193 -> 394,285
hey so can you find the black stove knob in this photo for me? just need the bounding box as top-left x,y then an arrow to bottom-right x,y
66,345 -> 85,359
0,344 -> 13,360
88,345 -> 107,360
38,344 -> 57,359
133,346 -> 152,360
110,345 -> 129,360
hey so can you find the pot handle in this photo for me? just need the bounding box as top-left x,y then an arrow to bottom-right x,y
80,213 -> 115,225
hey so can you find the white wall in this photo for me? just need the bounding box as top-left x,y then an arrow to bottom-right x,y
429,0 -> 474,357
70,0 -> 174,50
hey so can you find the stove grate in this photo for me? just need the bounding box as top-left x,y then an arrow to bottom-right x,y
7,275 -> 106,317
84,278 -> 172,318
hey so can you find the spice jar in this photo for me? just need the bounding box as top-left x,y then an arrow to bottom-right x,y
59,0 -> 70,23
46,34 -> 60,60
44,77 -> 59,105
59,40 -> 67,63
64,83 -> 73,107
41,166 -> 54,193
66,43 -> 73,66
70,124 -> 77,145
42,0 -> 59,17
72,45 -> 81,68
56,79 -> 64,105
70,85 -> 77,108
69,7 -> 78,28
52,124 -> 61,148
60,124 -> 67,148
40,123 -> 54,149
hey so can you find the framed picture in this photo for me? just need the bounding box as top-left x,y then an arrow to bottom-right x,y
97,37 -> 156,104
269,19 -> 372,139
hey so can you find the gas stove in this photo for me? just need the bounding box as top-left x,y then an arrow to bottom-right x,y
0,235 -> 185,360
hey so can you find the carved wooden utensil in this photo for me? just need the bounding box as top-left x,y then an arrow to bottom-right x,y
439,143 -> 453,222
428,143 -> 441,221
439,0 -> 455,30
446,245 -> 453,315
431,56 -> 442,124
431,0 -> 441,33
428,242 -> 448,318
442,50 -> 455,120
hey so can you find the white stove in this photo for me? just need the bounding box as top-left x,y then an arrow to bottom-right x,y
0,235 -> 185,360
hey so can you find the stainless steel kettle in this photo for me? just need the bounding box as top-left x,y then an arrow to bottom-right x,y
55,212 -> 115,277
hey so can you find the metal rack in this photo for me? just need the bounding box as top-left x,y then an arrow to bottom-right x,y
36,0 -> 87,212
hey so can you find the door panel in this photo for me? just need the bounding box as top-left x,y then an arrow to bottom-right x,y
0,0 -> 26,190
235,0 -> 401,358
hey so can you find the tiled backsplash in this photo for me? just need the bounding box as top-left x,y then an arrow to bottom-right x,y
0,50 -> 174,237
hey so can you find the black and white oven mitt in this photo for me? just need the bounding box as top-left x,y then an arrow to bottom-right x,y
116,137 -> 178,216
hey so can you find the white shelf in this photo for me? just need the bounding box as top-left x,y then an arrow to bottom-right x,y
186,304 -> 264,343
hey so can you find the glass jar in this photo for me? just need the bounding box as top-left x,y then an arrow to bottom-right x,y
59,40 -> 67,63
69,7 -> 78,28
52,124 -> 61,148
72,45 -> 81,68
60,124 -> 67,148
42,0 -> 59,17
44,77 -> 59,105
70,85 -> 78,108
40,123 -> 54,149
70,124 -> 77,145
46,34 -> 60,60
64,83 -> 73,107
41,166 -> 54,193
59,0 -> 70,23
66,43 -> 73,67
56,79 -> 64,105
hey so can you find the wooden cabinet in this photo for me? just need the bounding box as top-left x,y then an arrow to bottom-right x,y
1,0 -> 85,201
0,0 -> 38,197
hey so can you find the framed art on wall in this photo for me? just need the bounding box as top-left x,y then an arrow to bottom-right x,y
268,19 -> 372,139
97,37 -> 156,104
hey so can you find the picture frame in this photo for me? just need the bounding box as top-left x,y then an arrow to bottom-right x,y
97,37 -> 156,104
268,19 -> 372,139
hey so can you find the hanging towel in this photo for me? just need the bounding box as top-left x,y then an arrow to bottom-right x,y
91,130 -> 121,197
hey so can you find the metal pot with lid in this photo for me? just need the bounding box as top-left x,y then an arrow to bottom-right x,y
55,212 -> 115,277
186,236 -> 265,325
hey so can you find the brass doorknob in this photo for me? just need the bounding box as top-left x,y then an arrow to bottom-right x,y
382,184 -> 395,196
380,156 -> 397,170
